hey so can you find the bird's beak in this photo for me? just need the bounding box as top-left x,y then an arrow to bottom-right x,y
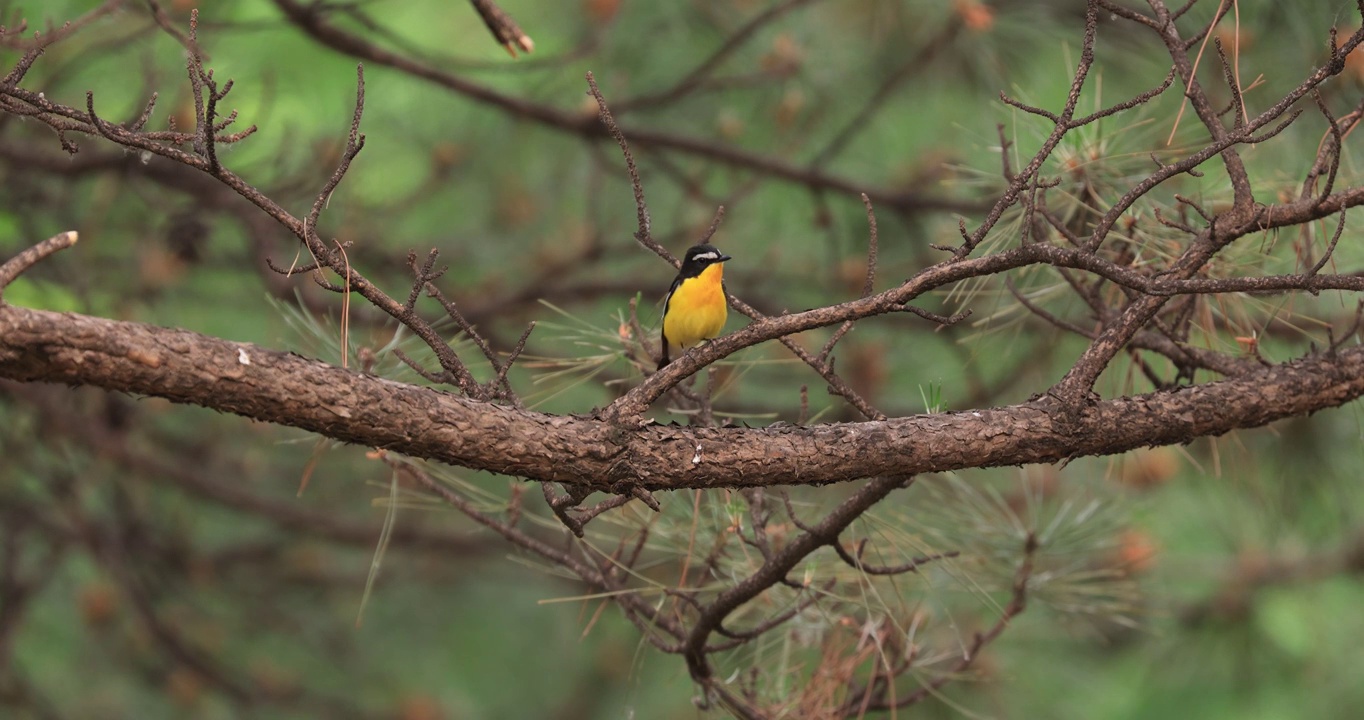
718,254 -> 733,262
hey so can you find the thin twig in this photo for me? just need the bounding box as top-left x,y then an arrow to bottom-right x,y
468,0 -> 533,57
0,232 -> 79,296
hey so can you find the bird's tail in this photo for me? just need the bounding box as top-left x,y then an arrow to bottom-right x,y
658,331 -> 672,369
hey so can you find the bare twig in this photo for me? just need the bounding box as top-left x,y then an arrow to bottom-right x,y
0,232 -> 78,296
469,0 -> 533,57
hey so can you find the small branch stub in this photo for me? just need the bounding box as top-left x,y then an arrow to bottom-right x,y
0,232 -> 79,300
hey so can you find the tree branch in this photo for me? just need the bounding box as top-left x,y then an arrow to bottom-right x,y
5,302 -> 1364,491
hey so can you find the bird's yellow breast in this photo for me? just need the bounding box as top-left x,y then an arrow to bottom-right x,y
664,262 -> 727,349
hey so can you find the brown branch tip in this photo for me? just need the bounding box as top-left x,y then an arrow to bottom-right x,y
0,232 -> 79,297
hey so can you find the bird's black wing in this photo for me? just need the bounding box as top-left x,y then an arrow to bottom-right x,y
658,274 -> 684,368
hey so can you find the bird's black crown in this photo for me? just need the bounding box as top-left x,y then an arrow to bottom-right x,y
679,244 -> 732,276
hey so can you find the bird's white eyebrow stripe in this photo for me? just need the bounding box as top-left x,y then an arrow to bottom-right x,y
692,251 -> 719,261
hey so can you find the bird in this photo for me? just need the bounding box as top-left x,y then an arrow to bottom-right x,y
658,244 -> 732,369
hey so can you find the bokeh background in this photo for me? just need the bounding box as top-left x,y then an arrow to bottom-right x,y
2,0 -> 1364,718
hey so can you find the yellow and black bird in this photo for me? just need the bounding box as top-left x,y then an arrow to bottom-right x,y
659,244 -> 732,368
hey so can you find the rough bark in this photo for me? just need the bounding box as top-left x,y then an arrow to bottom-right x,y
3,302 -> 1359,491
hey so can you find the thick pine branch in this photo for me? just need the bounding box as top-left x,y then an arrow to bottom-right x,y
3,302 -> 1362,491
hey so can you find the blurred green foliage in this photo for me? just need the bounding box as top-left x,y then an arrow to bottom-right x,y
3,0 -> 1364,718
